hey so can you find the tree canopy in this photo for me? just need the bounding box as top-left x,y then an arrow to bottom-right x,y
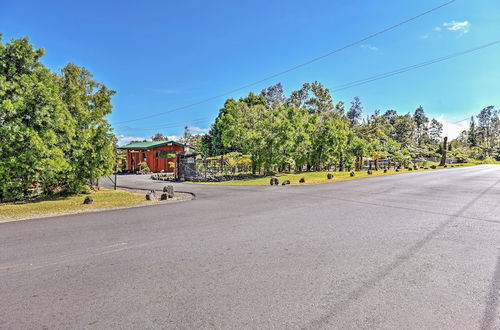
199,81 -> 484,174
0,36 -> 116,201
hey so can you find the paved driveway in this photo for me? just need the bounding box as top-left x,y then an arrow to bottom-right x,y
1,165 -> 499,329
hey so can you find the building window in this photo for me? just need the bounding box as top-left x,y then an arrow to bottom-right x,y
142,151 -> 147,162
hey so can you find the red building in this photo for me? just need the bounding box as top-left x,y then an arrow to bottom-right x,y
120,140 -> 187,172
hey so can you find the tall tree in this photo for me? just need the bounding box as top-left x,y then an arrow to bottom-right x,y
429,118 -> 443,143
151,133 -> 167,141
467,116 -> 477,147
261,83 -> 285,109
347,96 -> 363,126
0,37 -> 115,201
413,106 -> 429,145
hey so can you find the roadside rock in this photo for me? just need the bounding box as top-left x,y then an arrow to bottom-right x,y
299,177 -> 306,183
282,180 -> 290,186
270,176 -> 279,186
83,196 -> 93,205
146,190 -> 156,201
163,185 -> 175,198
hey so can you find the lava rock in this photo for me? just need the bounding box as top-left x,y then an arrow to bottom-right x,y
282,180 -> 291,186
270,176 -> 279,186
83,196 -> 93,205
327,173 -> 334,180
384,169 -> 388,173
146,190 -> 156,201
160,193 -> 168,200
350,172 -> 355,177
299,177 -> 306,183
163,185 -> 175,198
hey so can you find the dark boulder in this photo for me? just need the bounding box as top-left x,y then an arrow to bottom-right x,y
430,165 -> 436,169
282,180 -> 291,186
270,176 -> 279,186
146,190 -> 156,201
299,177 -> 306,183
350,172 -> 355,177
163,185 -> 175,198
83,196 -> 93,205
395,169 -> 400,172
367,170 -> 373,175
327,173 -> 334,180
160,193 -> 168,200
384,169 -> 387,173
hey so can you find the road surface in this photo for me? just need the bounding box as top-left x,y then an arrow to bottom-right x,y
1,165 -> 499,329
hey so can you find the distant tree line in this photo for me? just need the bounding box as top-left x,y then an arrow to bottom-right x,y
451,106 -> 500,161
197,82 -> 499,174
0,36 -> 116,201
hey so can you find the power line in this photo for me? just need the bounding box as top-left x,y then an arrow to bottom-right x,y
113,0 -> 455,125
332,40 -> 500,91
116,117 -> 210,132
118,39 -> 497,133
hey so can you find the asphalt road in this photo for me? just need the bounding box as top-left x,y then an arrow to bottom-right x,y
1,165 -> 500,329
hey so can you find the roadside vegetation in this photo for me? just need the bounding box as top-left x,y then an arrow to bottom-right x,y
174,83 -> 498,178
0,189 -> 147,221
193,161 -> 494,186
0,36 -> 116,202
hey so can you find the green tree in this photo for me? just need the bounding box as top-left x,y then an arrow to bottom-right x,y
0,36 -> 116,201
347,96 -> 363,126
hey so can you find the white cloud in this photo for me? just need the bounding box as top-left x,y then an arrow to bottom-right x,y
443,20 -> 470,34
437,115 -> 469,140
434,26 -> 442,32
188,126 -> 209,134
166,135 -> 181,142
116,134 -> 151,146
361,44 -> 379,52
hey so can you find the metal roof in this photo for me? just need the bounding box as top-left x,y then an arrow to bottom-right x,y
119,140 -> 186,149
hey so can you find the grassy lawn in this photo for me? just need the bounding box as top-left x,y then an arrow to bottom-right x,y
0,189 -> 148,221
193,162 -> 481,186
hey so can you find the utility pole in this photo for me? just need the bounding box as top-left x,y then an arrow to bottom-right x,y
114,164 -> 117,190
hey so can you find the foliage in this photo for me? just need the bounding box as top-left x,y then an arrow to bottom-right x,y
138,161 -> 150,173
0,36 -> 116,201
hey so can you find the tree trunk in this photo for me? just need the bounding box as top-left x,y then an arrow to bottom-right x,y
439,137 -> 448,166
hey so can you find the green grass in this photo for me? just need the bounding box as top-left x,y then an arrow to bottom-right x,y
0,189 -> 148,220
192,162 -> 483,186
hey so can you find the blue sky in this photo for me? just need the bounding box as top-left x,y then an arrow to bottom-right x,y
2,0 -> 499,144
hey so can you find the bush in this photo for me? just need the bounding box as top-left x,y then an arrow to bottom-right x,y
138,162 -> 150,173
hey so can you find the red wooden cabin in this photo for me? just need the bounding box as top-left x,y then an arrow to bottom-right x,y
120,141 -> 187,173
